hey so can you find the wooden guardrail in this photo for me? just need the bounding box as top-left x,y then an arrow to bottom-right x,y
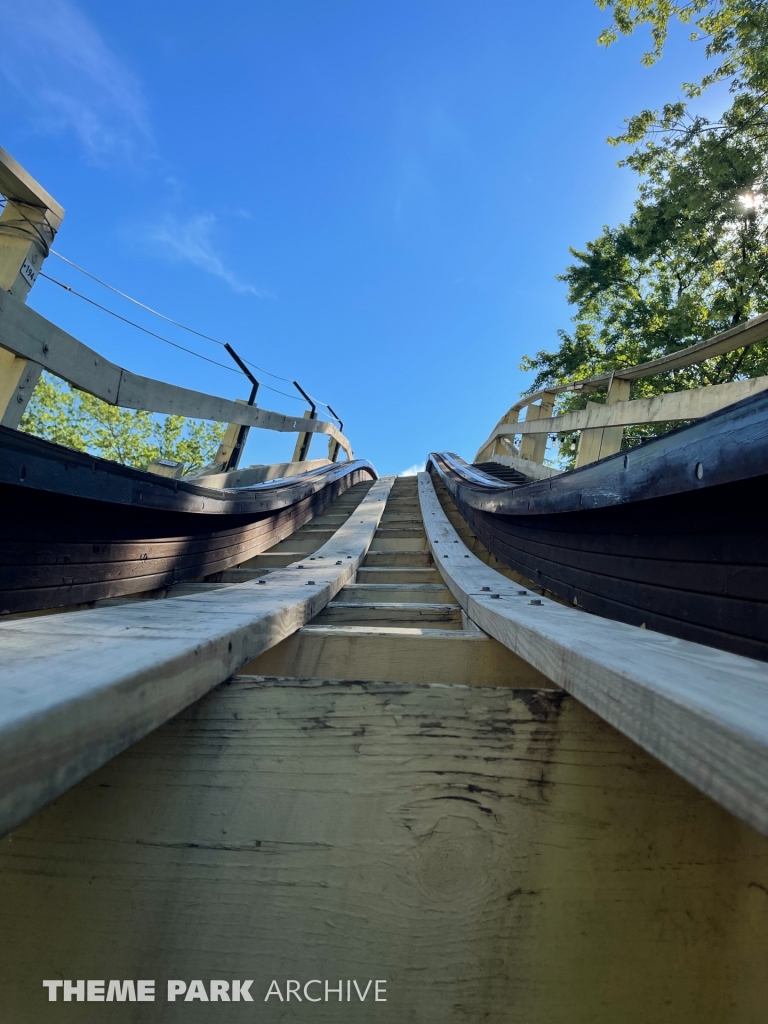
0,288 -> 354,460
475,314 -> 768,468
0,146 -> 352,467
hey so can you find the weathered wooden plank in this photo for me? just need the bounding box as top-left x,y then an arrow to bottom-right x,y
1,676 -> 766,1023
0,477 -> 395,837
363,550 -> 434,566
355,566 -> 443,584
0,288 -> 353,457
247,624 -> 550,686
335,582 -> 454,602
418,471 -> 768,834
0,145 -> 64,221
498,374 -> 768,437
314,601 -> 463,627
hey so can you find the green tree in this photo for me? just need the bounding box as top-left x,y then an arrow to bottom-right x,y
522,0 -> 768,460
20,373 -> 225,471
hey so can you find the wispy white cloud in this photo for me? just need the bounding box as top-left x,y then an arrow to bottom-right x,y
147,213 -> 271,297
0,0 -> 152,163
400,462 -> 426,477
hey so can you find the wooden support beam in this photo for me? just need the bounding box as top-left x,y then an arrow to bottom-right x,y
479,405 -> 520,462
517,401 -> 542,462
519,391 -> 555,463
575,376 -> 631,468
0,147 -> 64,428
0,476 -> 395,837
417,471 -> 768,835
245,624 -> 550,686
336,583 -> 454,603
314,601 -> 463,627
0,288 -> 354,459
292,408 -> 316,463
495,374 -> 768,439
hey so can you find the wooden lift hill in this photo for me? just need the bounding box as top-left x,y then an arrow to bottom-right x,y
1,148 -> 767,1024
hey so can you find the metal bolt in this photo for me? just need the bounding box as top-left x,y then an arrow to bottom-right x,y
695,462 -> 704,480
298,564 -> 304,568
530,599 -> 542,606
306,580 -> 315,585
335,560 -> 342,565
490,593 -> 500,599
258,579 -> 266,585
481,586 -> 491,591
517,590 -> 527,595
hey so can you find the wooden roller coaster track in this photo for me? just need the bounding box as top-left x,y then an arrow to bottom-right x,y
2,146 -> 768,1023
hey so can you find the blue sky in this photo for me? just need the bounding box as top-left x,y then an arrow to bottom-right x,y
0,0 -> 722,474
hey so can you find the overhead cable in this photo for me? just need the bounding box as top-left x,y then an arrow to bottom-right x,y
51,250 -> 307,388
38,272 -> 308,402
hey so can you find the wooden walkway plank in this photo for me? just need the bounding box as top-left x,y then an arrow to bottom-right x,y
0,476 -> 395,837
417,471 -> 768,834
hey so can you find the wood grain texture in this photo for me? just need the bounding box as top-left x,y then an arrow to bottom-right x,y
417,471 -> 768,834
0,477 -> 395,837
247,624 -> 551,686
1,675 -> 766,1023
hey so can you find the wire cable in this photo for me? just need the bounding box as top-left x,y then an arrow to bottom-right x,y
39,272 -> 313,402
39,272 -> 242,373
50,249 -> 300,386
48,250 -> 341,413
0,203 -> 340,414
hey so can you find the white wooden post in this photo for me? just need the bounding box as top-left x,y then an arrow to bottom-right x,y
0,146 -> 64,428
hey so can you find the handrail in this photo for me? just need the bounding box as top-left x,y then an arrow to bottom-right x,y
492,376 -> 768,438
0,287 -> 354,461
476,312 -> 768,465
